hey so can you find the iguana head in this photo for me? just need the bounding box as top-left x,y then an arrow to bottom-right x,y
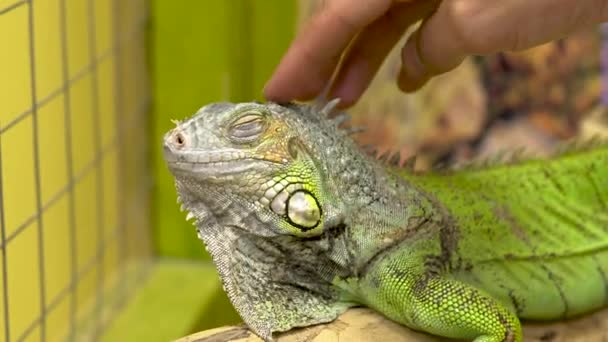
163,100 -> 364,339
162,100 -> 364,239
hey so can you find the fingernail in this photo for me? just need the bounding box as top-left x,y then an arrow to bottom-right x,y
398,34 -> 429,92
263,79 -> 315,103
397,68 -> 428,93
262,83 -> 271,99
262,80 -> 277,101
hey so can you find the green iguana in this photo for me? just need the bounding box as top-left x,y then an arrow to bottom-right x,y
162,99 -> 608,342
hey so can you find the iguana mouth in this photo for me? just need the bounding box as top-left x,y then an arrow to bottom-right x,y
164,147 -> 249,164
163,146 -> 282,177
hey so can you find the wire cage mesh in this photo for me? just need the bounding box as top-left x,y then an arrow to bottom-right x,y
0,0 -> 152,341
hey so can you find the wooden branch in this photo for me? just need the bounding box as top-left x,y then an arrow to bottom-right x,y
176,307 -> 608,342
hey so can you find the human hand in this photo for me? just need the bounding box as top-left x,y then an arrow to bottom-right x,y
264,0 -> 608,108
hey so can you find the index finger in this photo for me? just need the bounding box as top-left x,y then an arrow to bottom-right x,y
264,0 -> 395,102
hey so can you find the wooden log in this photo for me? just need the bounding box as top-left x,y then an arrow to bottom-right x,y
176,307 -> 608,342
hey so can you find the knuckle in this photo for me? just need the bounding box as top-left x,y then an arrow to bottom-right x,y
324,0 -> 392,29
444,0 -> 497,55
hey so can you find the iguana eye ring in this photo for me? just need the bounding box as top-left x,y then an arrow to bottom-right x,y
229,112 -> 267,143
286,190 -> 321,231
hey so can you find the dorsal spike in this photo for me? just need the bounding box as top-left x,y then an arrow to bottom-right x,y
510,146 -> 528,162
550,135 -> 608,157
492,150 -> 507,164
345,126 -> 366,135
319,98 -> 341,117
361,145 -> 377,157
388,151 -> 401,166
432,161 -> 448,171
403,155 -> 417,170
360,144 -> 374,151
377,151 -> 390,163
332,113 -> 351,126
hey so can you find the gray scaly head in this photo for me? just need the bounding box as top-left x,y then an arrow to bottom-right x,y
162,100 -> 378,340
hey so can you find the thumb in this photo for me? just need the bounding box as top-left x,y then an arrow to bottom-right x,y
397,0 -> 608,92
398,9 -> 468,92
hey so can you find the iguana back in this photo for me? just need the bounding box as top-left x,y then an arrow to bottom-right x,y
399,145 -> 608,319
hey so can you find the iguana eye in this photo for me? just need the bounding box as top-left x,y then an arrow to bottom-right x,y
229,112 -> 267,143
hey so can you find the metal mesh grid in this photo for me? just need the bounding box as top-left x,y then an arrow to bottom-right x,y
0,0 -> 152,341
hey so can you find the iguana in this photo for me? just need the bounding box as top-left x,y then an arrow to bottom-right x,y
162,100 -> 608,342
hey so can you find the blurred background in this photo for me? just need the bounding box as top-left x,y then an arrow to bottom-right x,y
0,1 -> 606,341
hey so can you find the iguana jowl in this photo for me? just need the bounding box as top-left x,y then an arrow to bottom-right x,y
163,100 -> 608,342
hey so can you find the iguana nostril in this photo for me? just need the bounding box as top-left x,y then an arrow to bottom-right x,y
174,132 -> 186,147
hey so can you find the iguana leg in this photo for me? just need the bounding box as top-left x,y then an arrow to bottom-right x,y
360,259 -> 522,342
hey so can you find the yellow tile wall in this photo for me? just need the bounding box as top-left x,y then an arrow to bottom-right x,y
0,1 -> 151,341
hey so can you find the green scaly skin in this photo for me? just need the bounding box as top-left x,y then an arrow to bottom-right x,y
163,100 -> 608,342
